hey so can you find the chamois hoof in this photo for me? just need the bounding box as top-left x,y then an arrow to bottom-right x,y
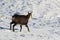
28,30 -> 30,32
20,30 -> 22,32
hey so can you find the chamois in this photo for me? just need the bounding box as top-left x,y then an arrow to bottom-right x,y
10,12 -> 32,32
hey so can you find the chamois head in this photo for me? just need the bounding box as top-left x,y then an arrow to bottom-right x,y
27,12 -> 32,19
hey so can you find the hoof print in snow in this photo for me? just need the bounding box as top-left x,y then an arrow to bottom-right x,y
20,34 -> 25,37
31,34 -> 34,36
37,35 -> 42,37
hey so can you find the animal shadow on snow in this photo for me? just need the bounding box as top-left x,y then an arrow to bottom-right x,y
0,26 -> 18,30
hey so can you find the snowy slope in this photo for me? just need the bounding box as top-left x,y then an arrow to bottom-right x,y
0,0 -> 60,40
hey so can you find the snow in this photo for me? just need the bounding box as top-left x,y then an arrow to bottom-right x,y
0,0 -> 60,40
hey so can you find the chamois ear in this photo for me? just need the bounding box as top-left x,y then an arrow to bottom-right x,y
30,11 -> 32,14
28,11 -> 29,13
30,11 -> 33,13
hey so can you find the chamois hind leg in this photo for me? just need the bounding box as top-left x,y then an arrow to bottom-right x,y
10,22 -> 14,30
20,25 -> 22,32
25,24 -> 30,32
13,23 -> 16,32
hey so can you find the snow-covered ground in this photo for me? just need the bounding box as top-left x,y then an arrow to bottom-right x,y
0,0 -> 60,40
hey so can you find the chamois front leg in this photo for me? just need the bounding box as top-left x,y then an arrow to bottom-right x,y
25,24 -> 30,32
10,22 -> 13,30
20,25 -> 22,32
13,23 -> 16,32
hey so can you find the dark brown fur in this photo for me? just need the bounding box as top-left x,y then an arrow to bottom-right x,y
10,12 -> 32,32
